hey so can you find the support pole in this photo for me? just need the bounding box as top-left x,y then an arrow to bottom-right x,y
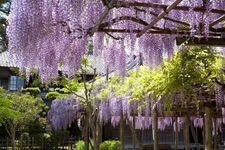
132,116 -> 136,150
175,117 -> 179,150
120,114 -> 125,150
214,118 -> 218,150
184,116 -> 190,150
153,109 -> 158,150
205,106 -> 212,150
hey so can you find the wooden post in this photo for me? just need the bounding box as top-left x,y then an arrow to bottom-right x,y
175,117 -> 179,150
205,106 -> 212,150
153,109 -> 158,150
184,116 -> 190,150
127,117 -> 143,150
214,118 -> 218,150
190,123 -> 200,150
132,116 -> 136,150
120,114 -> 125,150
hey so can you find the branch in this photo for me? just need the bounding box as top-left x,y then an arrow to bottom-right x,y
72,91 -> 86,100
212,77 -> 225,86
89,0 -> 118,36
105,32 -> 122,40
88,68 -> 97,98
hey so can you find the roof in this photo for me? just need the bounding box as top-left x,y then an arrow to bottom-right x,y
0,51 -> 18,67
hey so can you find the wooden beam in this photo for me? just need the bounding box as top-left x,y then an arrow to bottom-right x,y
97,15 -> 189,32
136,0 -> 183,37
118,1 -> 225,14
152,109 -> 158,150
99,28 -> 221,37
148,11 -> 190,27
176,37 -> 225,47
89,0 -> 117,35
210,15 -> 225,27
205,106 -> 213,150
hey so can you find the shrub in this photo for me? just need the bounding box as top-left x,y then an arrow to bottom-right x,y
74,140 -> 91,150
21,87 -> 41,97
73,140 -> 120,150
45,91 -> 60,101
100,140 -> 121,150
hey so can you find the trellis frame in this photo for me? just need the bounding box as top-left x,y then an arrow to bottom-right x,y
94,0 -> 225,46
95,1 -> 225,150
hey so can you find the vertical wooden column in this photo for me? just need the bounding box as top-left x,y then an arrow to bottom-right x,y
132,116 -> 136,150
175,117 -> 179,150
184,116 -> 190,150
120,114 -> 125,150
213,118 -> 218,150
153,109 -> 158,150
205,106 -> 212,150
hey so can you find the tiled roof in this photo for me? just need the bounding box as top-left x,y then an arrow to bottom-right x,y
0,51 -> 18,67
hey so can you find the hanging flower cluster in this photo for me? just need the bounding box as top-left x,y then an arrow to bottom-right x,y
7,0 -> 225,81
48,95 -> 82,130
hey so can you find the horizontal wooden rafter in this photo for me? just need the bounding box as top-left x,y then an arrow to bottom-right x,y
98,28 -> 221,37
176,37 -> 225,47
137,0 -> 183,37
210,15 -> 225,27
117,1 -> 225,14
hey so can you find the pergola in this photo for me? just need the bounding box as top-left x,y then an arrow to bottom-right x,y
91,0 -> 225,46
7,0 -> 225,150
92,1 -> 225,150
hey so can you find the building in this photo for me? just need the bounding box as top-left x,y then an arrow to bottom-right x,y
0,51 -> 24,91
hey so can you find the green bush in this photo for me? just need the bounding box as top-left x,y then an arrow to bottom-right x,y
74,140 -> 91,150
55,88 -> 70,94
100,140 -> 121,150
73,140 -> 120,150
21,87 -> 41,97
45,91 -> 60,100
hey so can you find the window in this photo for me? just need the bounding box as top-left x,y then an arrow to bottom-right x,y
8,76 -> 24,91
0,78 -> 9,89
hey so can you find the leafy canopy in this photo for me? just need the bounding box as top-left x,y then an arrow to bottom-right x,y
109,47 -> 223,102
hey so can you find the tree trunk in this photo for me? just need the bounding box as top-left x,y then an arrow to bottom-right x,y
153,109 -> 158,150
84,116 -> 89,150
120,114 -> 125,150
205,106 -> 212,150
93,120 -> 101,150
175,117 -> 179,150
184,116 -> 190,150
98,122 -> 102,144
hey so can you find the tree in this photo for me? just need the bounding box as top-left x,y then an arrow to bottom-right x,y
0,0 -> 9,52
111,46 -> 223,150
0,88 -> 20,123
3,92 -> 44,150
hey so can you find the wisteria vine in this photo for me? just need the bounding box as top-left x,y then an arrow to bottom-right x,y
7,0 -> 225,81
